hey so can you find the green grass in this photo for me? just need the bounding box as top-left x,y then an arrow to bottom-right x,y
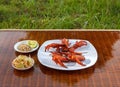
0,0 -> 120,29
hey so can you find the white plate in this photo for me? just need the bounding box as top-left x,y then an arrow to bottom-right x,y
37,39 -> 98,71
12,58 -> 34,70
14,40 -> 39,53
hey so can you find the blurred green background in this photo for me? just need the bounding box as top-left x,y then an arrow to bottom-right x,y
0,0 -> 120,29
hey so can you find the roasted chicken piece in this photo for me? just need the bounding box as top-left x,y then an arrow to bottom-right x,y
45,38 -> 87,68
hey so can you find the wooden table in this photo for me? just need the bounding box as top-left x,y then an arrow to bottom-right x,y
0,30 -> 120,87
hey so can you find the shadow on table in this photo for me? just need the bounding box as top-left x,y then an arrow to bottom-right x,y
39,64 -> 95,86
13,67 -> 34,78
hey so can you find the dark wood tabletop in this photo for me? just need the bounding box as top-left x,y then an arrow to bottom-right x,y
0,30 -> 120,87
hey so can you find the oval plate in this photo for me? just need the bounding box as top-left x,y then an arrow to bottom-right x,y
37,39 -> 98,71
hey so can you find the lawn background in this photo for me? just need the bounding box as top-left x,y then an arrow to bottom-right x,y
0,0 -> 120,29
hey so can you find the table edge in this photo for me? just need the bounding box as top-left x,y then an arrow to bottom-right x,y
0,29 -> 120,31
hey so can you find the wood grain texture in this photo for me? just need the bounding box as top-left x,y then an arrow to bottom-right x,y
0,31 -> 120,87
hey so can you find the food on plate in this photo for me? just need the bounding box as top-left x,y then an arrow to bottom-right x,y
17,44 -> 32,52
15,40 -> 39,53
28,40 -> 38,48
12,55 -> 34,69
45,38 -> 87,68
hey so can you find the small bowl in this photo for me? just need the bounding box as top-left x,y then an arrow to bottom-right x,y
12,56 -> 35,70
14,40 -> 39,53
